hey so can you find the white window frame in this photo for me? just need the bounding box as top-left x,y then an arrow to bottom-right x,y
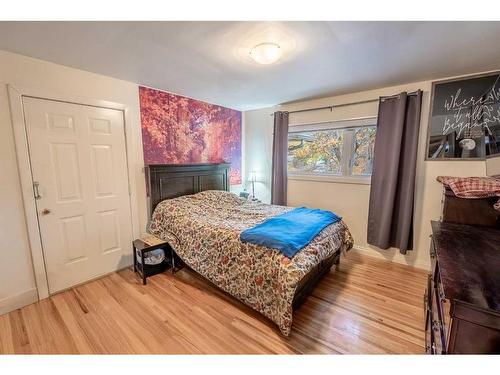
287,116 -> 377,185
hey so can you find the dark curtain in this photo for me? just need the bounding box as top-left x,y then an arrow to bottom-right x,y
367,90 -> 423,254
271,111 -> 289,205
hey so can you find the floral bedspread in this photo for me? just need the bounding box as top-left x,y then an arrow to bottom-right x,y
148,190 -> 353,336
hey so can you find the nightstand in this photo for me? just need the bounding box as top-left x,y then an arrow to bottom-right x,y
132,235 -> 174,285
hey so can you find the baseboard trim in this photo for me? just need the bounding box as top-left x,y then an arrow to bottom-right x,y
350,245 -> 430,271
0,288 -> 38,316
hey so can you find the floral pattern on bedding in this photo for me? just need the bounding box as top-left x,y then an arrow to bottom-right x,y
148,190 -> 353,336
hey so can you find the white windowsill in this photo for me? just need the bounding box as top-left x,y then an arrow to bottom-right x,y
288,174 -> 371,185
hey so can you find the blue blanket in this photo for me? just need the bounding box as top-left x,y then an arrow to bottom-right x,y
240,207 -> 341,258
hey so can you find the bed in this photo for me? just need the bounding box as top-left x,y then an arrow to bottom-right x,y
147,163 -> 353,335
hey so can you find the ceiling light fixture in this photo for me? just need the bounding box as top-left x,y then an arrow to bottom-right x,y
249,42 -> 282,65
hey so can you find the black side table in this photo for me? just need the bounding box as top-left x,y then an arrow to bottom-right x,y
132,236 -> 174,285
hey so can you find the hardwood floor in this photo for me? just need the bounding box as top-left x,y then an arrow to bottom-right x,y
0,251 -> 428,354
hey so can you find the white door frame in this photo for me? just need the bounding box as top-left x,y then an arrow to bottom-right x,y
8,85 -> 140,300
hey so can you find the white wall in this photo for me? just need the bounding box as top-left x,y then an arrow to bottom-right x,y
242,107 -> 276,203
244,75 -> 491,270
0,50 -> 148,314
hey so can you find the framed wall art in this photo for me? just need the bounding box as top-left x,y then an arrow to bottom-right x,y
426,71 -> 500,160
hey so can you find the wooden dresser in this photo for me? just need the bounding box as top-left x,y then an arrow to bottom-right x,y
426,188 -> 500,354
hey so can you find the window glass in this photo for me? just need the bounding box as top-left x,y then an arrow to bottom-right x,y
288,129 -> 344,175
351,126 -> 376,175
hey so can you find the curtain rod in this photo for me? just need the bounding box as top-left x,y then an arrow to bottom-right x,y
273,91 -> 420,116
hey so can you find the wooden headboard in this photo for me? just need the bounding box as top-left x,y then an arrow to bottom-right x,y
146,163 -> 230,215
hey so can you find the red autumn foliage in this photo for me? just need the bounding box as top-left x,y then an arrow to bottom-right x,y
139,86 -> 242,184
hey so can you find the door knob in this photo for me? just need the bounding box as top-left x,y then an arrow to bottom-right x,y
41,208 -> 51,215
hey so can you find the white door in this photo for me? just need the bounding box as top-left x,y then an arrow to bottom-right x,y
23,97 -> 133,294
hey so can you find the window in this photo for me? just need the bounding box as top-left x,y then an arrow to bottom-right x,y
287,118 -> 376,181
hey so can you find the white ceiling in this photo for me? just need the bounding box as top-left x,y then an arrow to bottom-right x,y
1,21 -> 500,111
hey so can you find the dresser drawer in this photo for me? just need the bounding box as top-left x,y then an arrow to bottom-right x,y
424,274 -> 434,354
425,243 -> 449,354
429,237 -> 437,272
431,284 -> 447,353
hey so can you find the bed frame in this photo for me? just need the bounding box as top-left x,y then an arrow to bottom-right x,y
146,163 -> 341,310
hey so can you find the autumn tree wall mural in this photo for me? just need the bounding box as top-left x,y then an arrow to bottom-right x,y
139,86 -> 242,185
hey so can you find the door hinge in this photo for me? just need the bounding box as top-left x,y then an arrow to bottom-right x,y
33,181 -> 41,200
